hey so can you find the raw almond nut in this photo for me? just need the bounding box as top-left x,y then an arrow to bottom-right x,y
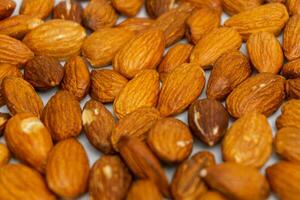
202,163 -> 270,200
0,164 -> 56,200
283,15 -> 300,61
23,19 -> 86,60
226,73 -> 285,118
83,0 -> 118,31
82,28 -> 135,68
82,99 -> 115,154
0,34 -> 33,65
90,69 -> 128,103
157,63 -> 205,117
89,155 -> 132,200
186,8 -> 220,44
0,15 -> 43,39
188,99 -> 229,146
171,151 -> 216,200
266,161 -> 300,200
222,0 -> 262,15
247,32 -> 283,74
180,0 -> 222,13
2,77 -> 43,117
190,27 -> 242,69
127,179 -> 163,200
147,118 -> 193,163
5,113 -> 53,172
118,136 -> 170,197
20,0 -> 54,19
118,17 -> 154,33
0,143 -> 10,166
24,55 -> 64,90
113,29 -> 165,78
0,0 -> 15,20
145,0 -> 175,18
61,56 -> 90,100
286,78 -> 300,99
114,70 -> 160,118
287,0 -> 300,15
282,59 -> 300,78
199,191 -> 228,200
46,138 -> 89,198
158,43 -> 193,81
0,112 -> 10,135
42,90 -> 82,141
207,51 -> 251,100
222,112 -> 273,168
276,99 -> 300,129
266,0 -> 286,2
112,0 -> 144,17
224,3 -> 289,40
111,107 -> 161,151
53,0 -> 83,24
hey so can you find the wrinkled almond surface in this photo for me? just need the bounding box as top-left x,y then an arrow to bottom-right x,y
222,0 -> 262,15
127,179 -> 163,200
282,58 -> 300,78
0,0 -> 15,20
20,0 -> 54,19
283,15 -> 300,61
276,99 -> 300,129
112,0 -> 144,17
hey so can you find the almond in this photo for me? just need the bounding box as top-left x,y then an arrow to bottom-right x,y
222,0 -> 262,15
180,0 -> 222,13
112,0 -> 144,17
226,73 -> 285,118
118,17 -> 154,33
2,77 -> 43,117
287,0 -> 300,15
0,143 -> 10,166
0,0 -> 15,20
23,19 -> 86,60
5,113 -> 53,172
266,0 -> 286,2
283,15 -> 300,61
224,3 -> 289,40
157,63 -> 205,117
202,162 -> 270,200
127,180 -> 163,200
90,69 -> 128,103
111,107 -> 161,151
286,78 -> 300,99
82,28 -> 134,68
190,27 -> 242,69
82,99 -> 115,154
199,191 -> 228,200
0,164 -> 56,200
53,0 -> 83,24
247,32 -> 283,74
118,136 -> 170,197
61,56 -> 90,100
89,155 -> 132,200
42,90 -> 82,141
113,29 -> 165,78
282,58 -> 300,78
114,70 -> 160,118
0,112 -> 10,135
276,99 -> 300,129
145,0 -> 175,18
20,0 -> 54,19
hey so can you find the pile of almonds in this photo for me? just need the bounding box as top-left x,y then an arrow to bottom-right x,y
0,0 -> 300,199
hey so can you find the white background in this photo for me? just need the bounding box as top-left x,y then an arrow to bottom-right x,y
6,1 -> 282,199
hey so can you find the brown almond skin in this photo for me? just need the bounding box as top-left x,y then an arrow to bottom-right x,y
61,56 -> 90,100
0,164 -> 56,200
247,32 -> 283,74
171,151 -> 216,200
284,15 -> 300,61
188,99 -> 229,146
2,77 -> 43,117
0,112 -> 10,135
112,0 -> 143,17
286,78 -> 300,99
0,0 -> 15,20
46,138 -> 89,198
158,43 -> 193,81
90,69 -> 128,103
276,99 -> 300,129
82,28 -> 135,68
42,90 -> 82,141
202,163 -> 270,200
83,0 -> 118,31
207,51 -> 251,101
113,29 -> 165,79
180,0 -> 222,13
111,107 -> 161,151
190,27 -> 242,69
287,0 -> 300,15
5,113 -> 53,173
118,17 -> 154,33
82,99 -> 115,154
89,155 -> 132,200
158,63 -> 206,117
226,73 -> 286,118
222,112 -> 273,168
53,0 -> 83,24
20,0 -> 54,19
147,118 -> 193,163
114,70 -> 160,119
118,136 -> 170,198
127,180 -> 163,200
24,55 -> 64,90
222,0 -> 262,15
145,0 -> 175,18
0,143 -> 10,166
282,58 -> 300,78
199,191 -> 228,200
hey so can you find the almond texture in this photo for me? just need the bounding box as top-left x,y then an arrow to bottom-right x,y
276,99 -> 300,129
20,0 -> 54,19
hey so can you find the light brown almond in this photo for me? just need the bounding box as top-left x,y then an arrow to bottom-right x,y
180,0 -> 222,13
282,58 -> 300,78
199,191 -> 228,200
118,17 -> 154,33
0,112 -> 10,135
222,0 -> 262,15
112,0 -> 144,17
283,15 -> 300,61
287,0 -> 300,15
127,180 -> 163,200
145,0 -> 175,18
276,99 -> 300,129
0,143 -> 10,166
20,0 -> 54,19
286,78 -> 300,99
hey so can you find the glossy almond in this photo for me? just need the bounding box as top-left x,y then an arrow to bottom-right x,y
114,70 -> 160,119
2,77 -> 43,117
5,113 -> 53,172
286,78 -> 300,99
283,15 -> 300,61
282,58 -> 300,78
53,0 -> 83,24
23,19 -> 86,60
224,3 -> 289,40
247,32 -> 283,74
287,0 -> 300,15
20,0 -> 54,19
190,27 -> 242,69
61,56 -> 90,100
82,28 -> 134,68
42,90 -> 82,141
112,0 -> 143,17
145,0 -> 175,18
157,63 -> 205,117
118,17 -> 154,33
276,99 -> 300,129
181,0 -> 222,13
226,73 -> 285,118
0,0 -> 15,20
0,143 -> 9,166
113,29 -> 165,78
223,0 -> 262,15
127,180 -> 163,200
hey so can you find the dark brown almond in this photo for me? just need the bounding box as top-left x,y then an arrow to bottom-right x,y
53,0 -> 83,24
145,0 -> 175,18
282,58 -> 300,78
0,0 -> 15,20
286,79 -> 300,99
